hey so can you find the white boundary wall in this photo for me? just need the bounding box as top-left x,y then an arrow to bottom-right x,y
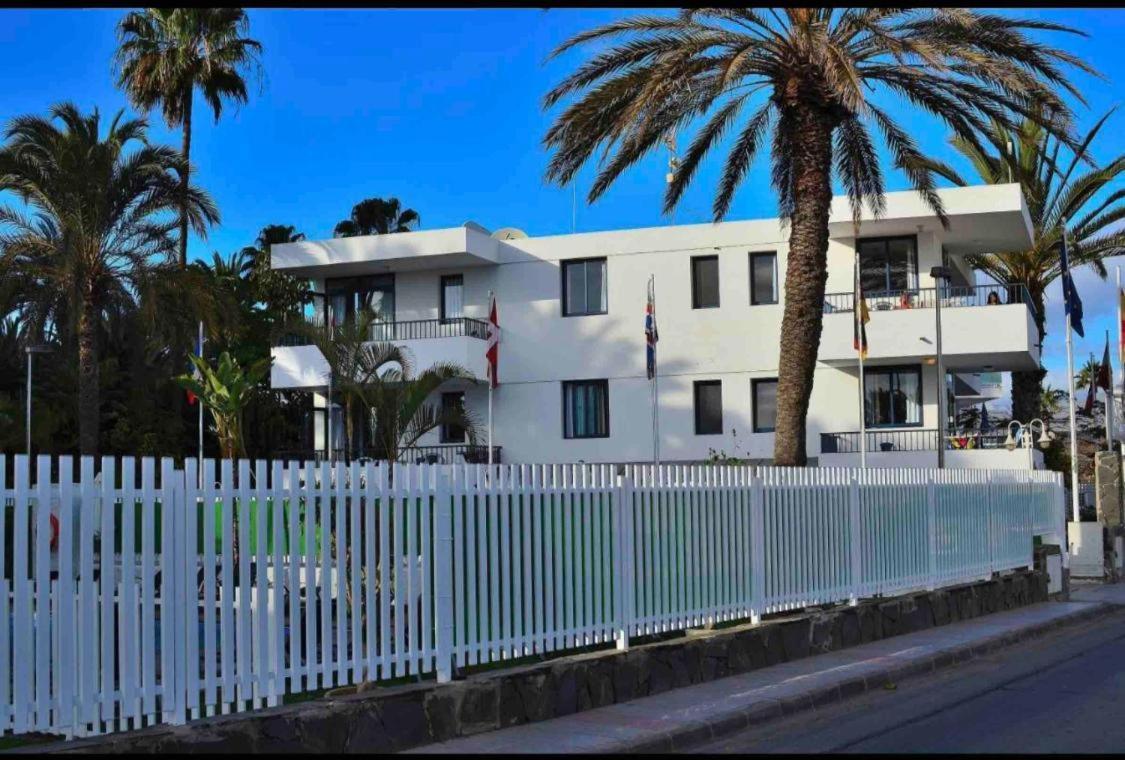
0,456 -> 1064,739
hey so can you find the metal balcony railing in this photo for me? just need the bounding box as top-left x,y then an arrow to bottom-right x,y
271,444 -> 502,465
823,282 -> 1038,323
275,317 -> 489,347
820,429 -> 1012,454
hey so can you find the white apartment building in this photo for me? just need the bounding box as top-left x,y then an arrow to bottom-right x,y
270,183 -> 1045,469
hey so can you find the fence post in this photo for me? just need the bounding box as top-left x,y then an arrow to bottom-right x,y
750,470 -> 765,623
613,468 -> 634,651
986,470 -> 995,577
926,474 -> 937,591
434,466 -> 455,683
848,475 -> 862,605
171,461 -> 188,726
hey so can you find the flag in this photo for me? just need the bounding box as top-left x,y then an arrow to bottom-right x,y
486,291 -> 499,389
853,257 -> 869,358
1060,229 -> 1085,337
1083,339 -> 1111,415
645,277 -> 659,380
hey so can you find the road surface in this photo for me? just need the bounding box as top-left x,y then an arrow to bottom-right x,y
692,606 -> 1125,753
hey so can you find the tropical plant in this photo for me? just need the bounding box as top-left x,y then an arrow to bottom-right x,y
176,350 -> 271,458
1040,384 -> 1066,418
0,103 -> 218,455
242,224 -> 309,318
334,197 -> 420,237
542,8 -> 1089,464
920,109 -> 1125,421
114,8 -> 262,267
1075,352 -> 1099,391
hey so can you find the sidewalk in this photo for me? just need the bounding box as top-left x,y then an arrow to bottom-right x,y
409,586 -> 1125,754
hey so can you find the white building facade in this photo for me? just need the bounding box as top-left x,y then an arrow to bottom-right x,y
270,183 -> 1045,469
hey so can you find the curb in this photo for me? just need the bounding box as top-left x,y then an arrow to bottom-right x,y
597,602 -> 1118,754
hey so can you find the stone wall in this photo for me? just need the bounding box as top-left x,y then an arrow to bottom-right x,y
45,570 -> 1048,755
1095,450 -> 1123,527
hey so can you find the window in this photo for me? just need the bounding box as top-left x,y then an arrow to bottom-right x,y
440,274 -> 464,321
326,274 -> 395,334
750,252 -> 778,305
858,237 -> 917,294
562,380 -> 610,439
693,380 -> 723,435
440,391 -> 466,443
752,379 -> 778,433
864,366 -> 923,427
691,255 -> 720,309
561,258 -> 608,316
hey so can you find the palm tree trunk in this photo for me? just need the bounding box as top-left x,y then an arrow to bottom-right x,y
1012,287 -> 1048,422
77,297 -> 100,456
773,104 -> 836,466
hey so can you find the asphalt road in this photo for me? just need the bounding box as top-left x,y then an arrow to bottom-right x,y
692,606 -> 1125,754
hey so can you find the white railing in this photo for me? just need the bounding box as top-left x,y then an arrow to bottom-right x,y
0,456 -> 1065,739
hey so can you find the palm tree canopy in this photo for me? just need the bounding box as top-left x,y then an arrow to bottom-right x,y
334,197 -> 420,237
0,102 -> 219,337
543,8 -> 1093,223
114,8 -> 263,127
921,109 -> 1125,299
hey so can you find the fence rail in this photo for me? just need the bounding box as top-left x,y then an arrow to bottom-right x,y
822,282 -> 1037,321
0,456 -> 1065,740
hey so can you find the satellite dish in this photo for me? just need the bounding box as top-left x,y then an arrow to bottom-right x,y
491,227 -> 528,240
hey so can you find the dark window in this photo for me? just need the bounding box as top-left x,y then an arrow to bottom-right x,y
750,252 -> 778,305
562,380 -> 609,439
440,391 -> 466,443
858,237 -> 917,294
864,365 -> 923,427
561,258 -> 608,316
326,274 -> 395,338
693,380 -> 723,435
691,255 -> 720,309
752,379 -> 778,433
440,275 -> 464,321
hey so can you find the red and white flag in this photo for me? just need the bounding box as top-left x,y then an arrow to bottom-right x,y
486,290 -> 499,388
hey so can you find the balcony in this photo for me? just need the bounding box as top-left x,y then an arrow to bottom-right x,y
819,429 -> 1043,470
271,317 -> 489,390
272,444 -> 502,465
818,282 -> 1040,371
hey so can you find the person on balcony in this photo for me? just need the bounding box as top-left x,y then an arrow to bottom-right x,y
987,291 -> 1002,305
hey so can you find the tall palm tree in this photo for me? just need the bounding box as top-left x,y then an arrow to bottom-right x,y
1040,384 -> 1066,418
0,103 -> 218,454
243,224 -> 309,317
919,110 -> 1125,421
334,197 -> 420,237
114,8 -> 262,268
542,8 -> 1090,465
1075,352 -> 1099,392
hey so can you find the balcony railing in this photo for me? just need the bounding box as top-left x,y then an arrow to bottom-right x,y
276,317 -> 489,347
823,282 -> 1037,323
271,443 -> 501,465
820,429 -> 1011,454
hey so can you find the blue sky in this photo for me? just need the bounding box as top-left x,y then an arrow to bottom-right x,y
2,8 -> 1124,405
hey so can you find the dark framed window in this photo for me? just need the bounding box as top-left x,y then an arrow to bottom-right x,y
693,380 -> 723,435
562,380 -> 610,439
864,365 -> 923,427
858,236 -> 917,294
440,391 -> 466,443
326,274 -> 395,329
440,274 -> 464,322
561,258 -> 608,316
752,379 -> 778,433
750,252 -> 778,305
691,255 -> 720,309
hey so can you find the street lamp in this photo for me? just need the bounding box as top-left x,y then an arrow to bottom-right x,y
25,344 -> 53,456
930,266 -> 952,468
1004,418 -> 1056,469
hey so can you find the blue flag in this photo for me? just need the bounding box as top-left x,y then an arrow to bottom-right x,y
1061,229 -> 1084,337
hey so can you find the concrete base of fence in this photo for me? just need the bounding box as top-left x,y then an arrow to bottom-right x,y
38,569 -> 1048,755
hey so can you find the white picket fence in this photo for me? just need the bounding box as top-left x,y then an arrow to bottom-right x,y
0,456 -> 1064,739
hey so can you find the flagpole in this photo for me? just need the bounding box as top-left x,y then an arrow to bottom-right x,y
197,320 -> 204,486
854,251 -> 867,468
1066,312 -> 1080,523
487,289 -> 495,470
650,276 -> 660,467
1106,328 -> 1115,452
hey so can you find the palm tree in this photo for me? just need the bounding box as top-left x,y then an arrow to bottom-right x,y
114,8 -> 262,268
243,224 -> 309,317
1040,384 -> 1066,418
334,197 -> 420,237
542,9 -> 1090,465
1075,352 -> 1099,391
0,103 -> 218,454
919,110 -> 1125,421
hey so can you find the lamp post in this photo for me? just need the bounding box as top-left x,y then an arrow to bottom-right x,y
930,266 -> 952,468
25,344 -> 53,456
1004,418 -> 1055,470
